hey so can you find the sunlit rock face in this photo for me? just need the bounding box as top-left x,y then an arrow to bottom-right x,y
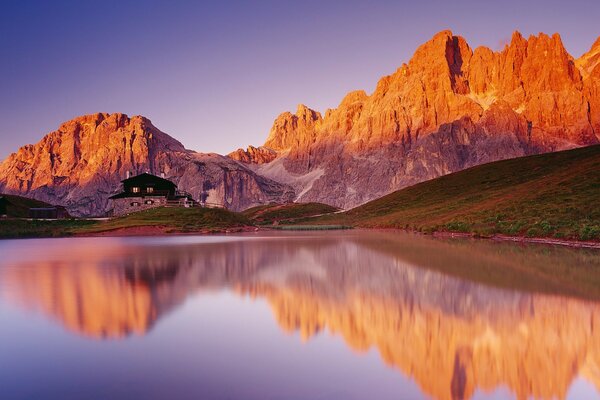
235,31 -> 600,208
1,234 -> 600,399
228,145 -> 277,164
0,113 -> 294,216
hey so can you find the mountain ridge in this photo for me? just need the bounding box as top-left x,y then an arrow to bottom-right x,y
231,30 -> 600,208
1,30 -> 599,215
0,112 -> 294,216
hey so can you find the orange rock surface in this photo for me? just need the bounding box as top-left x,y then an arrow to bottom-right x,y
241,30 -> 600,208
0,113 -> 293,215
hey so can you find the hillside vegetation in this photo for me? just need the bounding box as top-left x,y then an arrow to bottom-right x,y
307,145 -> 600,241
0,207 -> 252,239
78,207 -> 252,234
243,202 -> 340,225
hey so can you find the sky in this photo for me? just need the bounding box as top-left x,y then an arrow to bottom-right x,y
1,0 -> 599,159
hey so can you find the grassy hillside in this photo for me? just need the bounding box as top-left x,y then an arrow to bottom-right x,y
77,207 -> 252,234
308,145 -> 600,241
0,207 -> 252,238
0,193 -> 53,218
243,202 -> 340,225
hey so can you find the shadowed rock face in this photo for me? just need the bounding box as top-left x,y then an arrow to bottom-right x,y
2,233 -> 600,399
234,30 -> 600,208
0,113 -> 294,215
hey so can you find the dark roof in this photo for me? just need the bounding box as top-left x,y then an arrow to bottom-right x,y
121,173 -> 176,186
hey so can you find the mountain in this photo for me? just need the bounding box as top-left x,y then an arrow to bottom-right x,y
302,145 -> 600,241
0,113 -> 293,216
1,30 -> 599,215
231,30 -> 600,208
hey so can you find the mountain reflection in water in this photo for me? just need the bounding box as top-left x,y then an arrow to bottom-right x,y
1,232 -> 600,400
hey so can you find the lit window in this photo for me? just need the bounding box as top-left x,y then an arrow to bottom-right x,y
132,187 -> 140,193
146,187 -> 154,193
131,202 -> 140,206
145,200 -> 153,205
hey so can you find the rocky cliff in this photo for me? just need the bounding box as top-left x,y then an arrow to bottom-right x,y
233,30 -> 600,208
0,113 -> 294,216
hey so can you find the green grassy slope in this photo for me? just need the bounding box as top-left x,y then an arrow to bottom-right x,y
243,202 -> 340,225
309,145 -> 600,241
0,207 -> 252,238
75,207 -> 252,234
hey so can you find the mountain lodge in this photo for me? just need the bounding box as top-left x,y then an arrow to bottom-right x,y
109,173 -> 194,216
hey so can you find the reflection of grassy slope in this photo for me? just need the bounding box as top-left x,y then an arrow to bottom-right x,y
243,202 -> 339,225
307,145 -> 600,241
75,207 -> 252,234
1,193 -> 53,218
355,233 -> 600,301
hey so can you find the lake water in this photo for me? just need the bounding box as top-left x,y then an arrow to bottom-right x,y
1,231 -> 600,400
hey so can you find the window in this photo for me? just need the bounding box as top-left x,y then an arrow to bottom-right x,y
131,202 -> 140,207
132,187 -> 140,193
145,200 -> 153,205
146,187 -> 154,193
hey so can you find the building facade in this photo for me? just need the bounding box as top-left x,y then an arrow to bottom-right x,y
109,173 -> 194,216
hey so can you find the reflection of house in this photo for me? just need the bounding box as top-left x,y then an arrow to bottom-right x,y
29,206 -> 70,219
109,173 -> 194,216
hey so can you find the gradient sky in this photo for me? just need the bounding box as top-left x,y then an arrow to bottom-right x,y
1,0 -> 599,159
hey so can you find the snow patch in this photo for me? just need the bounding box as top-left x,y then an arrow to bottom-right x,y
254,155 -> 324,202
294,168 -> 325,201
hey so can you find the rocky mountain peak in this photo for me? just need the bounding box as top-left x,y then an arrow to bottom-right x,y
577,36 -> 600,77
230,30 -> 600,208
263,104 -> 322,151
0,113 -> 294,215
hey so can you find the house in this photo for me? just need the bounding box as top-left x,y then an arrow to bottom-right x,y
28,206 -> 70,219
109,173 -> 194,216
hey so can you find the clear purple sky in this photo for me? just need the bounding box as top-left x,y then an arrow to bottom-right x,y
1,0 -> 598,159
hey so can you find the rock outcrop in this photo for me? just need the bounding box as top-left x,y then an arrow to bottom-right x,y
228,145 -> 277,164
235,30 -> 600,208
0,113 -> 294,216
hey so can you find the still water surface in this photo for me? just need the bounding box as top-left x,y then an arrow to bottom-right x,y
1,231 -> 600,400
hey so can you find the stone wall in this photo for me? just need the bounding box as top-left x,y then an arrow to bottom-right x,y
111,196 -> 167,216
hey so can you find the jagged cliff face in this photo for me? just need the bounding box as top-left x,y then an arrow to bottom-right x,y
233,31 -> 600,208
0,113 -> 294,215
2,31 -> 598,213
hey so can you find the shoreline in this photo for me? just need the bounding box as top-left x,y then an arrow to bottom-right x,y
78,225 -> 600,249
384,228 -> 600,250
2,221 -> 599,249
74,225 -> 258,238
